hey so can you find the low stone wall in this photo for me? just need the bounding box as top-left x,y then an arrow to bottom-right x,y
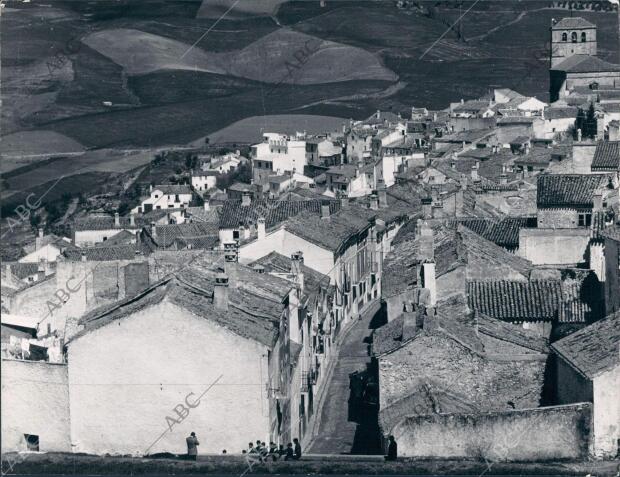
392,403 -> 591,461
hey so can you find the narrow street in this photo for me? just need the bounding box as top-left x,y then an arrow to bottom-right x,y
308,303 -> 385,455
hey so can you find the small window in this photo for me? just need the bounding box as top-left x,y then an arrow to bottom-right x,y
233,230 -> 240,240
25,434 -> 39,451
562,32 -> 568,42
571,32 -> 577,43
103,236 -> 107,241
578,213 -> 592,227
581,32 -> 586,42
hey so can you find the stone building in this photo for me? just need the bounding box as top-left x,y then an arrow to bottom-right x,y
551,310 -> 620,457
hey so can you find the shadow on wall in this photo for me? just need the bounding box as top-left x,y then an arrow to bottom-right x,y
348,361 -> 383,455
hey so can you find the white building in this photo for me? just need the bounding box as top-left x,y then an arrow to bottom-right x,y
191,171 -> 217,193
132,185 -> 193,214
252,133 -> 308,177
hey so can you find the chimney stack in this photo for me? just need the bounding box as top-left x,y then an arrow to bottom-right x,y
422,306 -> 438,333
257,217 -> 266,240
577,128 -> 582,142
593,191 -> 603,211
242,191 -> 252,207
214,273 -> 229,311
471,163 -> 479,182
114,212 -> 120,227
253,264 -> 265,274
38,228 -> 44,238
81,251 -> 87,262
203,198 -> 210,211
291,251 -> 304,292
422,197 -> 433,218
321,202 -> 331,219
369,193 -> 379,210
402,303 -> 419,340
378,183 -> 388,208
37,258 -> 46,281
224,242 -> 239,288
421,260 -> 437,306
5,264 -> 12,281
130,214 -> 136,227
151,222 -> 157,238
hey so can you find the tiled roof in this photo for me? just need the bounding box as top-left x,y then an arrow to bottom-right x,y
184,206 -> 221,224
95,230 -> 136,247
467,280 -> 562,322
453,100 -> 492,113
544,107 -> 578,119
551,311 -> 620,379
219,199 -> 340,230
251,251 -> 331,304
537,174 -> 607,208
552,17 -> 595,29
4,262 -> 42,279
145,222 -> 219,250
64,244 -> 147,261
477,313 -> 549,354
591,141 -> 620,171
459,225 -> 533,278
601,225 -> 620,241
228,182 -> 254,192
74,215 -> 148,231
72,264 -> 292,348
284,207 -> 372,253
552,55 -> 620,74
455,217 -> 537,249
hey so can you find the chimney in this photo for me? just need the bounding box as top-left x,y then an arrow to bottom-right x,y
242,191 -> 251,207
369,193 -> 379,210
340,194 -> 350,209
114,212 -> 120,227
471,163 -> 479,182
422,197 -> 432,218
5,264 -> 12,281
37,258 -> 46,281
81,251 -> 87,262
38,228 -> 44,238
431,202 -> 444,219
35,227 -> 44,251
433,112 -> 437,121
402,304 -> 419,340
151,222 -> 157,237
321,202 -> 331,219
376,109 -> 381,119
253,264 -> 265,274
378,184 -> 388,208
130,214 -> 136,227
593,191 -> 603,211
213,273 -> 229,311
291,251 -> 304,292
257,217 -> 266,240
224,247 -> 239,289
422,306 -> 438,333
150,184 -> 153,194
577,128 -> 582,142
421,260 -> 437,306
203,198 -> 210,211
609,122 -> 620,141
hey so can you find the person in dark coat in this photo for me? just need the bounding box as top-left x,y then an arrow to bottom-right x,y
284,443 -> 294,460
293,438 -> 302,460
384,435 -> 397,461
186,432 -> 199,461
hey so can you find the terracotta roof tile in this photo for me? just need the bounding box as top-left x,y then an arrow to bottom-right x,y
551,311 -> 620,378
591,141 -> 620,171
537,174 -> 607,208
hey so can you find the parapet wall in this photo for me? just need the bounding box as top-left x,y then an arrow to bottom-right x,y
392,403 -> 591,461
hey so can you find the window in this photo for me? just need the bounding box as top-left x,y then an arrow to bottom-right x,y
562,32 -> 568,42
581,32 -> 586,42
571,32 -> 577,43
578,213 -> 592,227
25,434 -> 39,451
233,230 -> 240,240
103,236 -> 107,241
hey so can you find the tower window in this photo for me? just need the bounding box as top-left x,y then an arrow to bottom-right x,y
562,32 -> 568,42
571,32 -> 578,43
581,32 -> 586,42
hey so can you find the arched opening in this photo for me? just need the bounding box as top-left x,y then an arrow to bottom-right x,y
571,32 -> 578,43
562,32 -> 568,42
581,32 -> 587,42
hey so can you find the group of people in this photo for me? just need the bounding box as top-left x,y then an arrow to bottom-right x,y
243,438 -> 302,462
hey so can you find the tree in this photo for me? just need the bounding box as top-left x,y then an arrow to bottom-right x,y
584,103 -> 597,139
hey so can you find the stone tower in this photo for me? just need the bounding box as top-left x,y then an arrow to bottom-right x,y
550,17 -> 597,68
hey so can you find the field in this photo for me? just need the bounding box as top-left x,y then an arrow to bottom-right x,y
1,0 -> 618,191
0,131 -> 84,173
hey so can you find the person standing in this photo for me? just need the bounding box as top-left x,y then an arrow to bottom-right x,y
293,438 -> 302,460
186,432 -> 200,461
384,435 -> 397,461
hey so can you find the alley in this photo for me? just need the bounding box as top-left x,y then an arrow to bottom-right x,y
307,303 -> 384,455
